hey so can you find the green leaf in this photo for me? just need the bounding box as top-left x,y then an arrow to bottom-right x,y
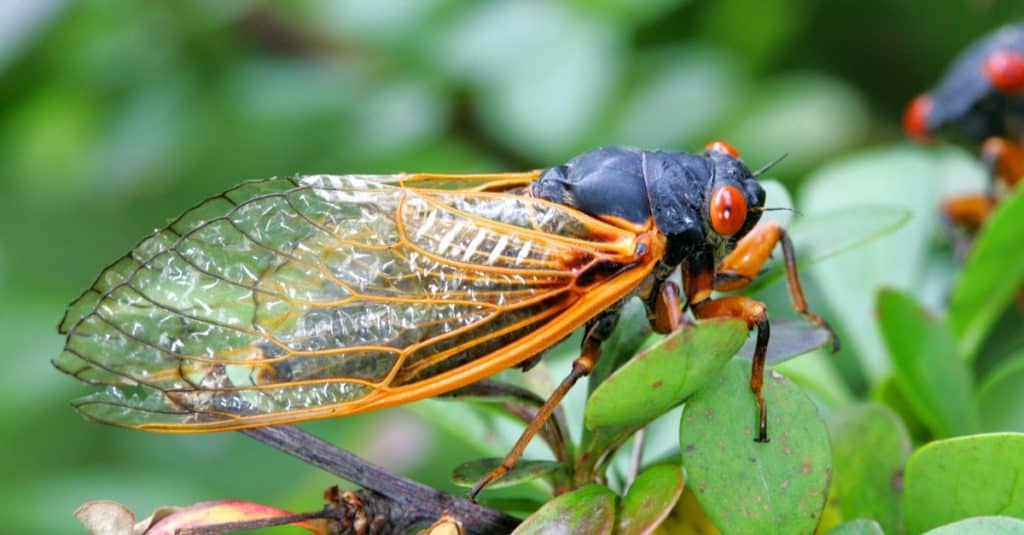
696,0 -> 813,72
826,519 -> 885,535
871,375 -> 930,442
588,297 -> 655,397
949,186 -> 1024,360
976,351 -> 1024,432
617,464 -> 684,535
798,147 -> 970,383
585,319 -> 748,429
442,3 -> 623,161
722,74 -> 869,175
904,433 -> 1024,534
607,45 -> 742,148
923,516 -> 1024,534
829,403 -> 912,534
680,359 -> 832,535
449,458 -> 564,490
877,288 -> 976,437
511,485 -> 616,535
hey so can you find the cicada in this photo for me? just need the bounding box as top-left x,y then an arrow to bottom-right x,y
54,142 -> 837,497
905,22 -> 1024,233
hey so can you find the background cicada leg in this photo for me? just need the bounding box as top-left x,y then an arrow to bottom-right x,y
981,137 -> 1024,191
941,195 -> 996,231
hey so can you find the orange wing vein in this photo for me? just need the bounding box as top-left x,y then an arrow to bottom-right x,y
54,173 -> 656,431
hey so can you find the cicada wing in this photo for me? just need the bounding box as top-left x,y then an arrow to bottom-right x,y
392,171 -> 541,192
56,173 -> 648,431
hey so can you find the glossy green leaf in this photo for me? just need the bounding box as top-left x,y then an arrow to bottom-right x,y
449,458 -> 563,490
826,519 -> 885,535
617,464 -> 684,535
878,289 -> 977,437
949,186 -> 1024,360
904,433 -> 1024,534
829,403 -> 912,534
585,319 -> 748,429
923,516 -> 1024,535
511,485 -> 616,535
976,351 -> 1024,432
680,359 -> 832,535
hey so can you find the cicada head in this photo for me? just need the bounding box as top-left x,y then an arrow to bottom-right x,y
702,143 -> 766,247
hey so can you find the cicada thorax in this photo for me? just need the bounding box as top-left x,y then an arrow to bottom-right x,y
57,172 -> 650,430
908,23 -> 1024,143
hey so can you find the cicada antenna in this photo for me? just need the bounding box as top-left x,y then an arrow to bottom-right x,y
750,206 -> 802,216
752,153 -> 789,178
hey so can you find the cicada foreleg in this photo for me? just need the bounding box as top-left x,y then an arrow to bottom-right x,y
715,221 -> 839,351
686,222 -> 839,442
691,294 -> 771,442
467,312 -> 617,502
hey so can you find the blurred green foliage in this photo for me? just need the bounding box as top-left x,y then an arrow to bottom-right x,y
4,1 -> 1024,533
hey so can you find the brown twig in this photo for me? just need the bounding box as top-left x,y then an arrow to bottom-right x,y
176,488 -> 431,534
241,426 -> 520,534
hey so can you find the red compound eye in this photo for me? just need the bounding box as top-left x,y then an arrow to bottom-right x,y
705,140 -> 740,159
984,50 -> 1024,94
904,93 -> 933,142
709,185 -> 747,236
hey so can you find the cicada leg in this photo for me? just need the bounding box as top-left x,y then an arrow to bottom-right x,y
942,195 -> 995,231
714,221 -> 839,349
688,222 -> 838,442
981,137 -> 1024,191
467,312 -> 616,501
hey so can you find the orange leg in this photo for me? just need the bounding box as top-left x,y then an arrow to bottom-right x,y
982,137 -> 1024,189
714,222 -> 839,351
471,278 -> 692,499
938,138 -> 1022,235
652,280 -> 686,334
469,320 -> 607,500
942,195 -> 996,231
691,296 -> 771,441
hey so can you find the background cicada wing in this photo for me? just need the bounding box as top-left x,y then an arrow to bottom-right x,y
55,174 -> 640,431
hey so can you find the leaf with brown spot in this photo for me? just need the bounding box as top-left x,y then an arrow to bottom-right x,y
680,359 -> 832,535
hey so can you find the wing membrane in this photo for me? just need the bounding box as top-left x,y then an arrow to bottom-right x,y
56,174 -> 649,431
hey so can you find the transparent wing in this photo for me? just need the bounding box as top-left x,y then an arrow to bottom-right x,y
55,174 -> 646,431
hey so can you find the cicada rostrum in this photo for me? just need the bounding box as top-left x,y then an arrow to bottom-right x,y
54,142 -> 838,497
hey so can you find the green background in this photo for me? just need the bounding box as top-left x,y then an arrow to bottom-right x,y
2,1 -> 1023,532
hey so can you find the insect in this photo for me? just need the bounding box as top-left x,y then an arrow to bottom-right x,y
905,22 -> 1024,232
54,142 -> 838,498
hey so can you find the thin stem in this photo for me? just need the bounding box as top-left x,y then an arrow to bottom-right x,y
241,425 -> 519,534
